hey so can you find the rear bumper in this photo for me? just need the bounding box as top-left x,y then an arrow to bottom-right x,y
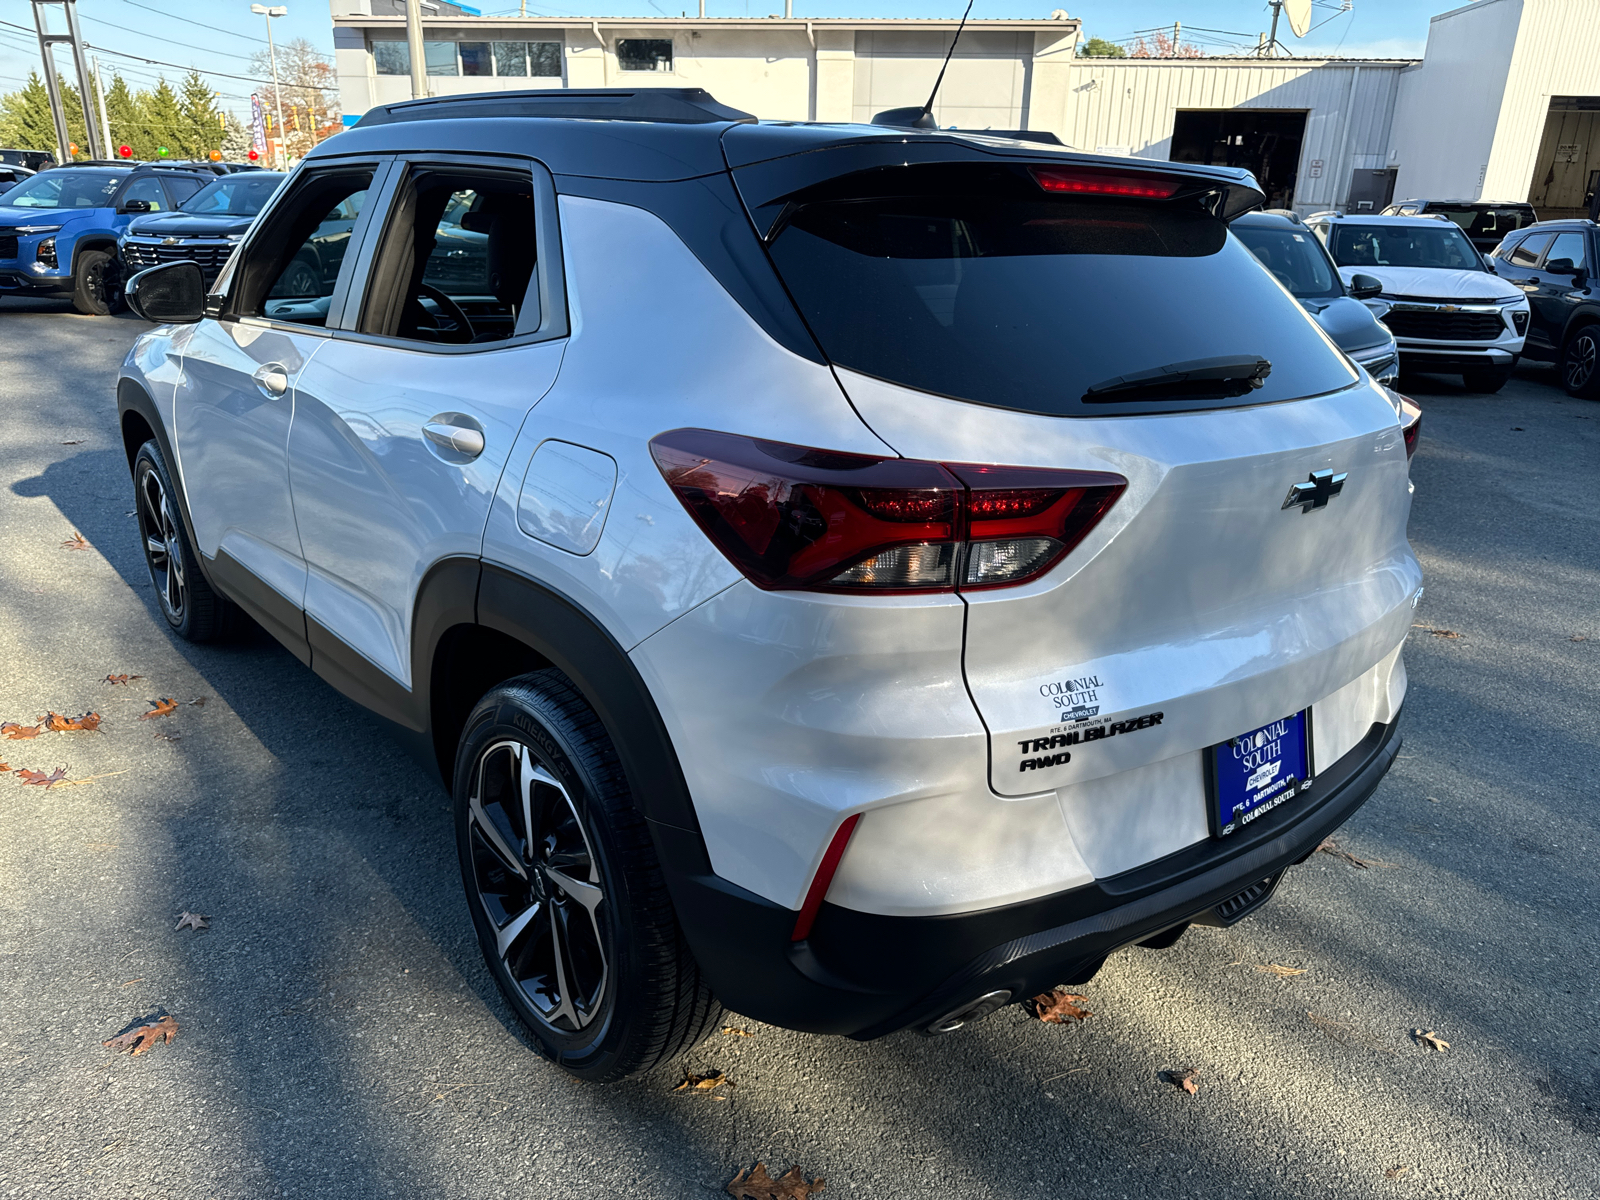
660,711 -> 1402,1039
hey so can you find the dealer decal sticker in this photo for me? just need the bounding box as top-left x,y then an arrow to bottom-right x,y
1039,674 -> 1105,723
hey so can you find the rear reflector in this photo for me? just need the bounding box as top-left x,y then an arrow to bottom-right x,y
1032,166 -> 1183,199
791,814 -> 861,942
650,430 -> 1126,594
1399,394 -> 1421,460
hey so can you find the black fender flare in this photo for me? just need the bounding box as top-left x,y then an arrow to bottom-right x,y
1559,307 -> 1600,357
71,234 -> 120,276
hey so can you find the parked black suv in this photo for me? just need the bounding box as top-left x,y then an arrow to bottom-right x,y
1489,219 -> 1600,397
1382,199 -> 1538,254
121,171 -> 286,285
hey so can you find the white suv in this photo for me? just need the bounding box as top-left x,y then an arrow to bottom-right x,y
1306,211 -> 1530,393
116,89 -> 1419,1081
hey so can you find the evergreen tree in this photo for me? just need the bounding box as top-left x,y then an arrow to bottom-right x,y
220,112 -> 254,162
102,74 -> 145,159
140,78 -> 185,160
0,72 -> 89,158
177,70 -> 223,161
1078,36 -> 1128,58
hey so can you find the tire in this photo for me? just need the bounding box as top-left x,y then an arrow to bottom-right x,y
1562,323 -> 1600,399
453,670 -> 721,1082
1461,365 -> 1511,394
133,440 -> 237,642
71,248 -> 121,316
277,258 -> 320,298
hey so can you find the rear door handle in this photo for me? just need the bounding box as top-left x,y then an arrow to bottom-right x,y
423,420 -> 485,458
252,363 -> 289,397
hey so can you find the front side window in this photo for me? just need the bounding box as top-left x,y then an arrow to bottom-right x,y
764,163 -> 1354,416
1507,233 -> 1553,268
3,169 -> 124,208
237,170 -> 372,327
357,167 -> 539,346
1327,223 -> 1484,272
1233,224 -> 1341,299
617,38 -> 672,71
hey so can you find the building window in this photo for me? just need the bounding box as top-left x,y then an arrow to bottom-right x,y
373,40 -> 408,75
530,41 -> 562,76
424,40 -> 458,75
617,38 -> 672,72
493,41 -> 562,78
459,41 -> 493,76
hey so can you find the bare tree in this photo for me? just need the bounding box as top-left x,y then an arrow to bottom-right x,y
249,37 -> 340,161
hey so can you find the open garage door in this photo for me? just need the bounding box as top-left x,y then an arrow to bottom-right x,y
1530,97 -> 1600,220
1169,109 -> 1307,211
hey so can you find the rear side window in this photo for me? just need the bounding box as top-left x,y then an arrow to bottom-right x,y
763,164 -> 1355,417
1544,231 -> 1586,270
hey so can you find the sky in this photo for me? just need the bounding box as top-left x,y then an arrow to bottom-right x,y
0,0 -> 1454,122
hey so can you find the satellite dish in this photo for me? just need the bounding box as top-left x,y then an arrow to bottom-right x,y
1284,0 -> 1313,37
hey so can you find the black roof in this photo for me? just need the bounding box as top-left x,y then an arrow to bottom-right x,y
320,90 -> 1262,196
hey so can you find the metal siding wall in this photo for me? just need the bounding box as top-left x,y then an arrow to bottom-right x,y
1486,0 -> 1600,202
1060,60 -> 1405,209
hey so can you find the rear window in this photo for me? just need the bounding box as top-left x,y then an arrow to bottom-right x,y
763,164 -> 1355,416
1432,205 -> 1534,240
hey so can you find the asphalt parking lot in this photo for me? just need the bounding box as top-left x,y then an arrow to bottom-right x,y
0,296 -> 1597,1200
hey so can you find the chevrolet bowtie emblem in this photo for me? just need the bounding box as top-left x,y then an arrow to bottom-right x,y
162,237 -> 181,245
1282,469 -> 1347,513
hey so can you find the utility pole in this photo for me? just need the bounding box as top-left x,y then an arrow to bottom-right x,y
406,0 -> 428,100
31,0 -> 105,161
251,5 -> 290,170
92,53 -> 112,155
1172,21 -> 1180,56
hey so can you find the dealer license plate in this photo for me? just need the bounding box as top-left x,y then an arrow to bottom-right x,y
1209,710 -> 1312,838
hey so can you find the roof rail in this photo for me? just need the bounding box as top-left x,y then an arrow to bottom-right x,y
356,88 -> 755,128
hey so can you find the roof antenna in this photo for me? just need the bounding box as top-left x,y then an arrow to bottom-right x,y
871,0 -> 976,130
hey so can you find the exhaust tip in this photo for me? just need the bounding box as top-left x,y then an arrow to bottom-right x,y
925,989 -> 1012,1036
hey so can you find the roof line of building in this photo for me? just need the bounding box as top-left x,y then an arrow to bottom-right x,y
334,15 -> 1082,29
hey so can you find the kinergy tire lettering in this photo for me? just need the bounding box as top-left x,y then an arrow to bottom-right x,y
1016,711 -> 1165,770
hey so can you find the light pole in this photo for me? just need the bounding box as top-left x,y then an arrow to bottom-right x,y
251,4 -> 289,170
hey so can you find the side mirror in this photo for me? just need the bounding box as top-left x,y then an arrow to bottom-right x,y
1545,257 -> 1577,276
1348,273 -> 1384,300
125,260 -> 206,324
120,199 -> 153,214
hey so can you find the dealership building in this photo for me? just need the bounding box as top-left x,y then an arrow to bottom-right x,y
330,0 -> 1600,217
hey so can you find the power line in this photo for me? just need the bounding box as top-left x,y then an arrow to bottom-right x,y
107,0 -> 332,59
77,13 -> 259,64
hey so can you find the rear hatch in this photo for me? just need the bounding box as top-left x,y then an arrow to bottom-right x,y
730,132 -> 1418,802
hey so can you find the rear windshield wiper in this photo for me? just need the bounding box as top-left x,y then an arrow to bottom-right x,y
1082,355 -> 1271,404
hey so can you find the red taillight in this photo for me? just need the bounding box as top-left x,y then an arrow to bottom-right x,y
1398,394 -> 1421,460
1032,166 -> 1183,199
791,814 -> 860,942
650,430 -> 1126,594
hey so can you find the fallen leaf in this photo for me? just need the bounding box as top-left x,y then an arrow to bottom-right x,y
1162,1068 -> 1199,1095
0,761 -> 7,772
1256,963 -> 1308,977
1410,624 -> 1462,639
103,1012 -> 177,1057
54,770 -> 129,789
1032,987 -> 1093,1023
139,698 -> 178,721
61,439 -> 84,445
46,710 -> 101,733
104,674 -> 143,686
1573,636 -> 1588,643
175,911 -> 209,932
1316,837 -> 1370,869
727,1163 -> 825,1200
61,531 -> 90,551
1412,1028 -> 1449,1052
16,767 -> 68,788
152,730 -> 182,742
187,697 -> 208,707
1,721 -> 42,740
674,1070 -> 728,1093
721,1026 -> 754,1038
1385,1165 -> 1411,1179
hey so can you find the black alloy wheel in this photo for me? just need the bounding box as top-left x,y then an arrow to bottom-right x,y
131,441 -> 235,642
454,671 -> 721,1081
1563,324 -> 1600,398
72,248 -> 121,316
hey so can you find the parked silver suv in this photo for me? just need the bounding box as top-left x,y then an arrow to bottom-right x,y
118,89 -> 1418,1081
